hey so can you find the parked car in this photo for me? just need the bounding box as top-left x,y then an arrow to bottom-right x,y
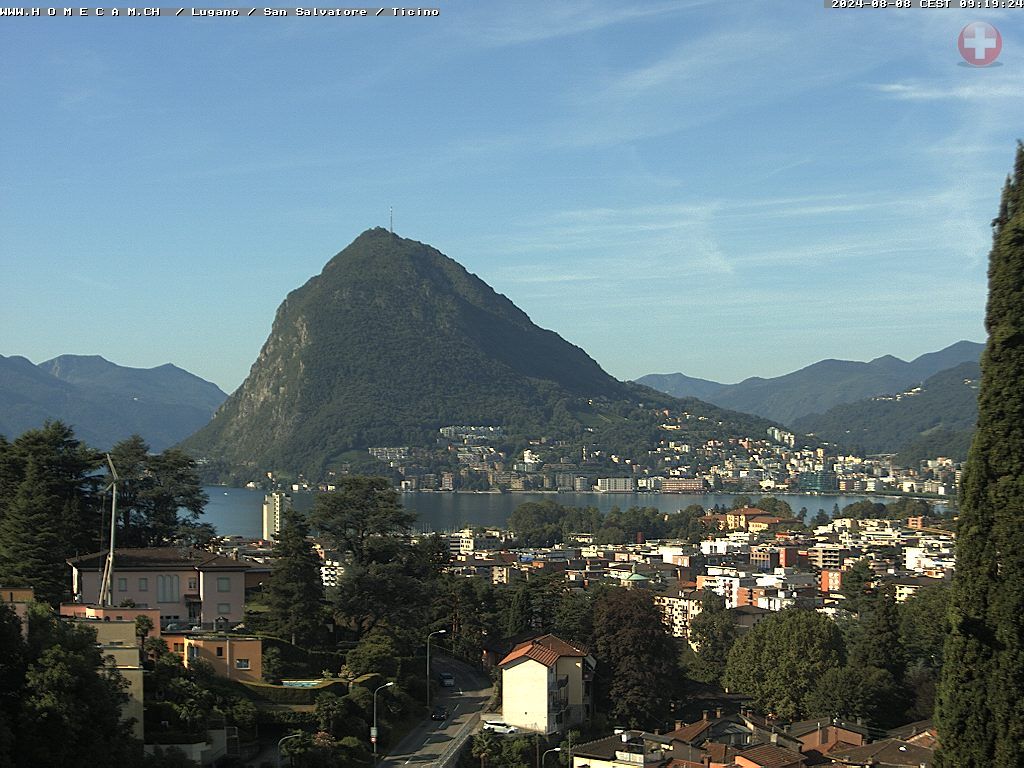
482,721 -> 518,734
431,706 -> 448,721
438,671 -> 455,687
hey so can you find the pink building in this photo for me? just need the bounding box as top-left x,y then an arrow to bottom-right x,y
67,548 -> 250,629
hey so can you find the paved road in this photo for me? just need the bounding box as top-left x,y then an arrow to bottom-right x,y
379,655 -> 494,768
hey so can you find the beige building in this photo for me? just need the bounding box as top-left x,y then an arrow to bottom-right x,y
498,634 -> 594,735
164,632 -> 263,684
72,616 -> 145,741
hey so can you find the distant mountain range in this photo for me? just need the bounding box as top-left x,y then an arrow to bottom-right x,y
181,228 -> 784,479
0,354 -> 227,451
792,360 -> 980,462
636,340 -> 984,426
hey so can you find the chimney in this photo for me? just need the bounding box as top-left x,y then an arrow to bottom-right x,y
702,710 -> 709,721
715,707 -> 722,719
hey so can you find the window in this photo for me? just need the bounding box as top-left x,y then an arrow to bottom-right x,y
157,575 -> 180,603
138,578 -> 148,592
216,646 -> 223,657
173,643 -> 184,653
235,659 -> 250,670
187,578 -> 197,591
217,603 -> 231,615
117,578 -> 127,592
217,576 -> 231,592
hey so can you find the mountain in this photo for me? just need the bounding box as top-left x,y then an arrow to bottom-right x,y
633,372 -> 726,401
791,360 -> 980,462
181,229 -> 785,479
0,354 -> 227,451
636,341 -> 984,425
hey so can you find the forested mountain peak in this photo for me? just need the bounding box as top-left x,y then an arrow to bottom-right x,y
180,229 -> 646,478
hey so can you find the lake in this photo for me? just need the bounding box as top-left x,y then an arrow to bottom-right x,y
201,487 -> 942,538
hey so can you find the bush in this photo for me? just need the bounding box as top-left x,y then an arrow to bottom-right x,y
241,679 -> 348,705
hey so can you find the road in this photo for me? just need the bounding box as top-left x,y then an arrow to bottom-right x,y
378,655 -> 494,767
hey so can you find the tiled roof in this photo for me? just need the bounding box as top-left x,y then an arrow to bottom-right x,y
885,718 -> 934,740
705,741 -> 741,763
787,719 -> 871,739
665,718 -> 713,744
67,548 -> 250,571
736,743 -> 805,768
572,734 -> 623,759
828,738 -> 934,767
498,633 -> 587,668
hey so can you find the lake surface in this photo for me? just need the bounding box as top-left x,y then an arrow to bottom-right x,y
201,487 -> 941,538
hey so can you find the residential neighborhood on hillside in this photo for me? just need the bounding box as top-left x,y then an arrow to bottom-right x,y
263,422 -> 960,500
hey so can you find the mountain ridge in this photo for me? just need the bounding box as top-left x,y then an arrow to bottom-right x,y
0,354 -> 227,451
792,360 -> 980,462
636,340 -> 984,425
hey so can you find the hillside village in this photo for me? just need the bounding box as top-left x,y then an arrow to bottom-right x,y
269,421 -> 960,498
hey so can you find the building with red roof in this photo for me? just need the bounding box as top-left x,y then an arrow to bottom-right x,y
498,633 -> 595,734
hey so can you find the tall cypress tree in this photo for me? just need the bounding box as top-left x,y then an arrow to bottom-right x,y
936,142 -> 1024,767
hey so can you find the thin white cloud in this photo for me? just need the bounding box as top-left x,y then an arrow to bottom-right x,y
873,80 -> 1022,101
455,1 -> 710,47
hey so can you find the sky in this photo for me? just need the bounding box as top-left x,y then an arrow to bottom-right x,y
2,1 -> 1021,394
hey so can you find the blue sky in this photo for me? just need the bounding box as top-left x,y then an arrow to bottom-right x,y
2,1 -> 1021,393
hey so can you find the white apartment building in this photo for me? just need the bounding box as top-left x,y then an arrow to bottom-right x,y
261,491 -> 292,540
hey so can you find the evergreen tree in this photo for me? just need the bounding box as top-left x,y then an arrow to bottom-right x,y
0,454 -> 66,605
107,436 -> 209,548
0,423 -> 102,604
309,476 -> 414,566
936,142 -> 1024,767
263,507 -> 326,647
848,583 -> 905,682
840,558 -> 876,615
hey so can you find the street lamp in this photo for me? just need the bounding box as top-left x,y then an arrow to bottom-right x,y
277,732 -> 303,768
541,746 -> 562,767
426,628 -> 447,709
372,681 -> 395,761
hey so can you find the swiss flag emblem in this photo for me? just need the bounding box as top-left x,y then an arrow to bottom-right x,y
959,22 -> 1001,67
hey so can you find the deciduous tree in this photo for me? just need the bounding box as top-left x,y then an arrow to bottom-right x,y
723,609 -> 844,721
593,588 -> 677,729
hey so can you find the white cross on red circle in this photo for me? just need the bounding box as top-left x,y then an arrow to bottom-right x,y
959,22 -> 1002,67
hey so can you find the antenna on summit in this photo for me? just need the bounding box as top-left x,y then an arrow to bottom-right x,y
389,206 -> 393,234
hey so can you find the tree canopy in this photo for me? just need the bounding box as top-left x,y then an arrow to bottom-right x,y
723,609 -> 845,721
262,507 -> 326,647
593,588 -> 678,729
